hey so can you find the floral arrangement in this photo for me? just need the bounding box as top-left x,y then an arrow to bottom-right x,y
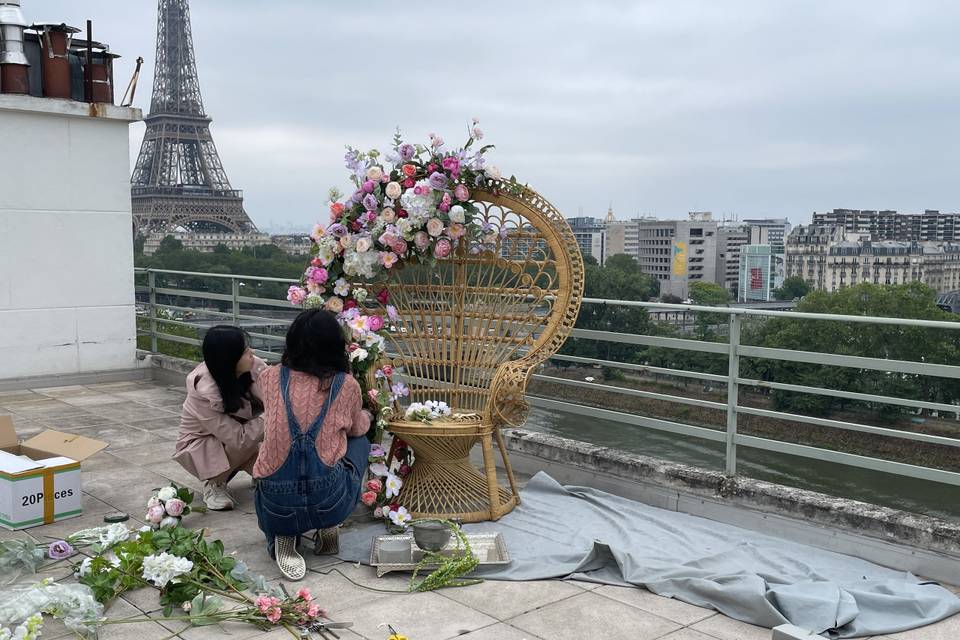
0,523 -> 130,586
0,614 -> 42,640
287,123 -> 510,439
363,442 -> 415,531
404,400 -> 452,423
145,482 -> 203,529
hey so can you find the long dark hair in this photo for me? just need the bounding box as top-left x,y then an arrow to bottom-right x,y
201,325 -> 256,415
281,309 -> 349,384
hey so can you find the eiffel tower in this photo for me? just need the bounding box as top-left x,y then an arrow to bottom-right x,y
130,0 -> 257,235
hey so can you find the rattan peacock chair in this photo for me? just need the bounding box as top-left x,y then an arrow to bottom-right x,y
380,182 -> 584,522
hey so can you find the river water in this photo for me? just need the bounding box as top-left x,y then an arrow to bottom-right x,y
524,407 -> 960,521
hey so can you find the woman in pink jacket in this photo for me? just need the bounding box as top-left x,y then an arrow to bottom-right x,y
173,326 -> 266,511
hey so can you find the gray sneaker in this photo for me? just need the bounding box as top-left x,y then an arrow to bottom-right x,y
202,480 -> 234,511
275,535 -> 306,580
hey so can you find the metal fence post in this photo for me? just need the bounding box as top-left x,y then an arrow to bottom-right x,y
232,278 -> 241,325
725,312 -> 741,475
148,271 -> 158,353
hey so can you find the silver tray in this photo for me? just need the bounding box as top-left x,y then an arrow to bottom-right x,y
370,532 -> 510,577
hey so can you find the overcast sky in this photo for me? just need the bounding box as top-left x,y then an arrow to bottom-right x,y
38,1 -> 960,231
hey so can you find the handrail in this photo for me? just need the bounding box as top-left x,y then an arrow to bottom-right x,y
134,266 -> 960,493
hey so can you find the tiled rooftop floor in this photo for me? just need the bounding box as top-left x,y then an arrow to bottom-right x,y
1,379 -> 958,640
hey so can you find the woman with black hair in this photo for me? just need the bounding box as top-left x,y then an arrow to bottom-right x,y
173,326 -> 267,511
253,309 -> 371,580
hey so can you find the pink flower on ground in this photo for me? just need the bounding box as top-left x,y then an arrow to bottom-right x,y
287,286 -> 307,305
266,607 -> 282,624
433,238 -> 452,259
367,478 -> 383,492
164,498 -> 185,517
146,505 -> 165,524
454,184 -> 470,201
297,587 -> 312,601
366,315 -> 384,331
307,604 -> 321,618
361,491 -> 377,506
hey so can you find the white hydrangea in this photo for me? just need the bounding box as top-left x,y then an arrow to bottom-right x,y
353,288 -> 368,302
157,487 -> 177,502
141,552 -> 194,587
304,293 -> 324,309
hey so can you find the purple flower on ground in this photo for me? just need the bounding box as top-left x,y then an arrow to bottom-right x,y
428,172 -> 448,190
48,541 -> 74,560
363,193 -> 379,211
399,144 -> 415,161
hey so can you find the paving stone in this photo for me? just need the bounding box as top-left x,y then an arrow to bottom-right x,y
97,598 -> 173,640
59,395 -> 130,407
658,630 -> 721,640
87,402 -> 179,423
438,577 -> 582,621
691,613 -> 772,640
347,588 -> 497,640
882,613 -> 960,639
595,584 -> 716,625
0,389 -> 43,401
1,399 -> 88,420
125,416 -> 182,431
65,422 -> 172,450
451,622 -> 545,639
509,590 -> 681,640
37,386 -> 105,399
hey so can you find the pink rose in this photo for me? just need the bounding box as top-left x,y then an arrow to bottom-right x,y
434,238 -> 452,259
361,491 -> 377,507
385,181 -> 402,199
454,184 -> 470,201
368,389 -> 379,402
307,604 -> 321,619
390,239 -> 408,255
402,177 -> 415,188
441,156 -> 460,175
426,218 -> 444,237
367,478 -> 383,492
366,315 -> 384,331
447,223 -> 466,240
147,497 -> 160,509
325,297 -> 344,313
287,286 -> 307,305
362,180 -> 375,193
365,211 -> 377,223
164,498 -> 185,517
381,364 -> 394,377
267,607 -> 282,624
146,505 -> 165,524
373,506 -> 383,518
381,207 -> 396,223
297,587 -> 312,601
413,231 -> 431,250
307,266 -> 328,285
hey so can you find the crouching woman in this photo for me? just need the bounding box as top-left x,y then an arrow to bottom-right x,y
253,309 -> 371,580
173,326 -> 266,511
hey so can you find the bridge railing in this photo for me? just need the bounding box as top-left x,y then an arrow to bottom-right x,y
134,267 -> 960,491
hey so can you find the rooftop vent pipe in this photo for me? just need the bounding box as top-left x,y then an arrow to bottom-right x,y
30,22 -> 78,98
0,0 -> 29,93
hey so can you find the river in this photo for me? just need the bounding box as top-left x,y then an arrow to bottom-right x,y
524,406 -> 960,521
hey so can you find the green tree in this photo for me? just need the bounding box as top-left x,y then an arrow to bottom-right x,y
773,276 -> 810,301
133,233 -> 146,256
156,235 -> 184,255
688,281 -> 730,340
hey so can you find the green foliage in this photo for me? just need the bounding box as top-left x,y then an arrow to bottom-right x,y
688,281 -> 731,340
773,276 -> 811,301
741,282 -> 960,420
408,520 -> 481,592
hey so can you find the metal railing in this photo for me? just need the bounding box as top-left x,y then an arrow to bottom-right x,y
134,267 -> 960,490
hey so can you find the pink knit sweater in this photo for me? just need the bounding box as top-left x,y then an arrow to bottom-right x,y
252,366 -> 370,477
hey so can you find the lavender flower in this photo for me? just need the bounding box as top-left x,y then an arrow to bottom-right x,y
48,541 -> 75,560
391,381 -> 410,397
327,223 -> 348,237
428,171 -> 448,190
362,193 -> 379,211
399,143 -> 415,161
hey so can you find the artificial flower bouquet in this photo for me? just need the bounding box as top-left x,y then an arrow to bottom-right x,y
145,482 -> 204,529
363,441 -> 415,531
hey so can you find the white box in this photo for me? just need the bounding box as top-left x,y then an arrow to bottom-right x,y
0,415 -> 108,530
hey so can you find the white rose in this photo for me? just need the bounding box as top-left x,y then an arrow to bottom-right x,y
339,235 -> 354,249
366,166 -> 383,181
449,205 -> 465,224
485,166 -> 502,180
385,182 -> 402,199
426,218 -> 445,237
157,487 -> 177,502
356,237 -> 372,253
381,207 -> 396,223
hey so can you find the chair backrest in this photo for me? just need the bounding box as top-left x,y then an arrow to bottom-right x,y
383,183 -> 584,418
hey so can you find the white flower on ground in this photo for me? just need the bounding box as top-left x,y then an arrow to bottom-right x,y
388,506 -> 411,528
141,552 -> 194,587
157,487 -> 177,502
385,473 -> 402,499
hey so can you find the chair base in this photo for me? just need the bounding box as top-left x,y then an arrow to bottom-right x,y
387,419 -> 520,523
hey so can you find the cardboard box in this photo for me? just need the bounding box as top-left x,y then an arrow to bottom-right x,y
0,415 -> 108,530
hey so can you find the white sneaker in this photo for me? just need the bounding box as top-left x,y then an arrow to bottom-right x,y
202,480 -> 234,511
275,535 -> 306,580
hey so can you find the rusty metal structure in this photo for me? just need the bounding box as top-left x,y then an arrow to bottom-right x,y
130,0 -> 256,235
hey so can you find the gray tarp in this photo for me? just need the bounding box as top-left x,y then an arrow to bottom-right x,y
337,472 -> 960,638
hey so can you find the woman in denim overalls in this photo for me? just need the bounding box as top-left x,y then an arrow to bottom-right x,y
252,310 -> 371,579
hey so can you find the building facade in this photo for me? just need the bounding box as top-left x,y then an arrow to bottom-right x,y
636,212 -> 718,299
143,232 -> 273,255
743,218 -> 790,247
811,209 -> 960,243
785,224 -> 960,293
568,216 -> 607,264
738,244 -> 784,302
715,225 -> 750,295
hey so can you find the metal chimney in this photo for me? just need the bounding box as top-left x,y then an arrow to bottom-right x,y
0,0 -> 30,93
30,22 -> 79,98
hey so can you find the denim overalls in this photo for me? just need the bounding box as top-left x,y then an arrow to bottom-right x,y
254,368 -> 370,555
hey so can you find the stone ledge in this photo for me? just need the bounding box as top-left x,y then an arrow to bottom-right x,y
503,428 -> 960,557
0,94 -> 141,122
